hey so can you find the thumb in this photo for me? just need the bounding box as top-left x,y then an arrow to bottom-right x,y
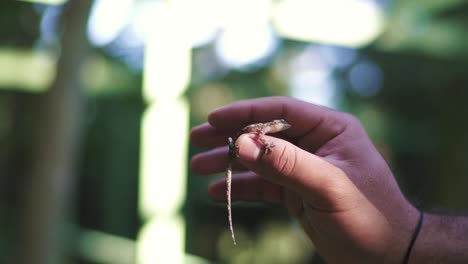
235,133 -> 359,211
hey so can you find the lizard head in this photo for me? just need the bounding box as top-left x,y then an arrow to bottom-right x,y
272,119 -> 291,130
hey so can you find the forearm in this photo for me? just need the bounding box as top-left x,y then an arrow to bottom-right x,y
410,213 -> 468,263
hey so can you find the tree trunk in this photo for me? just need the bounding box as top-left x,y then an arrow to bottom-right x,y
17,1 -> 93,263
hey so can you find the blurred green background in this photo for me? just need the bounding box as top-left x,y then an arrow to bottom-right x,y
1,0 -> 468,263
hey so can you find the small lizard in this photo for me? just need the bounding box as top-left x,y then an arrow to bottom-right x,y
226,119 -> 292,245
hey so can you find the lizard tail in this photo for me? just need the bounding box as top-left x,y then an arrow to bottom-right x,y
226,162 -> 236,245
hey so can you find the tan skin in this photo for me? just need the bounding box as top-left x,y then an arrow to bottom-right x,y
190,97 -> 468,263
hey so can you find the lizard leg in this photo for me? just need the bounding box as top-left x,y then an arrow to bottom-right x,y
253,131 -> 275,154
263,140 -> 275,154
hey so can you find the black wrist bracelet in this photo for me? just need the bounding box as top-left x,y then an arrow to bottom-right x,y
403,211 -> 424,264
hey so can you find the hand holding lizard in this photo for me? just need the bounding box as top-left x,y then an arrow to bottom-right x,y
191,97 -> 419,263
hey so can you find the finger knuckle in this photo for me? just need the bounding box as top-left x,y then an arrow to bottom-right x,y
274,144 -> 297,178
341,112 -> 359,125
340,112 -> 365,132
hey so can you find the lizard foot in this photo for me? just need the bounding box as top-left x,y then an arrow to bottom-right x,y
264,142 -> 275,154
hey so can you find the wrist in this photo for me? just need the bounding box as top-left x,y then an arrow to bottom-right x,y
408,213 -> 468,263
381,204 -> 419,264
402,211 -> 424,263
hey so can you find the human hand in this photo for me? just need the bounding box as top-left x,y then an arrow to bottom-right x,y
191,97 -> 419,263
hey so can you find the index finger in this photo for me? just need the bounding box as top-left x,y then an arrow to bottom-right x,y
208,96 -> 348,151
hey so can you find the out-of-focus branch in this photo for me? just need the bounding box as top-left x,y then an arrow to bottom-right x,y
17,1 -> 93,263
